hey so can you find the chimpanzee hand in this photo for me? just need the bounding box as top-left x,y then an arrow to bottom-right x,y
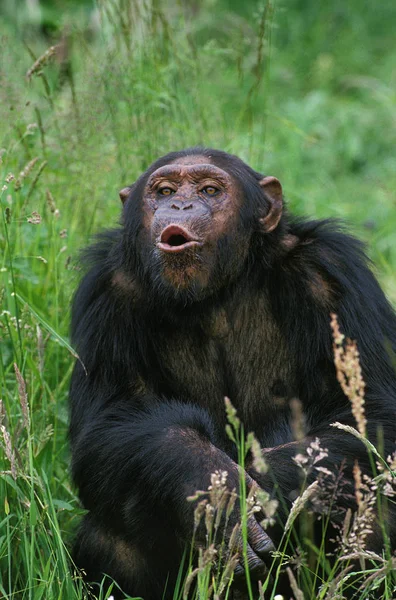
232,513 -> 275,585
190,468 -> 275,585
230,475 -> 275,585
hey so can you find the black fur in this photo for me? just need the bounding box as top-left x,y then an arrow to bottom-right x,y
70,148 -> 396,598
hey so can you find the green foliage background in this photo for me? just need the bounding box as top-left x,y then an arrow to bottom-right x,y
0,0 -> 395,598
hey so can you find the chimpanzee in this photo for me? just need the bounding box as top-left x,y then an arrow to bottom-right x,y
70,148 -> 396,599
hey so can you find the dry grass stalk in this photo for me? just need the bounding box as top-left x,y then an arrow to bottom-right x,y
256,489 -> 278,528
26,45 -> 60,80
290,397 -> 306,441
293,437 -> 328,477
375,450 -> 396,500
286,566 -> 304,600
185,467 -> 252,599
247,431 -> 268,474
216,550 -> 239,597
183,545 -> 218,600
357,555 -> 396,592
14,363 -> 30,431
330,313 -> 366,436
258,580 -> 266,599
183,565 -> 200,600
14,157 -> 39,191
224,397 -> 240,443
34,106 -> 46,153
322,564 -> 353,600
227,523 -> 240,553
205,502 -> 215,535
1,424 -> 17,479
225,487 -> 238,520
24,160 -> 48,206
353,461 -> 363,506
340,463 -> 376,558
0,399 -> 5,426
193,499 -> 208,532
36,324 -> 45,374
246,482 -> 262,516
27,211 -> 42,224
285,480 -> 319,532
46,189 -> 59,215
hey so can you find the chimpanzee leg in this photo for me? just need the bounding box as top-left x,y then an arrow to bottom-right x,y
73,514 -> 183,600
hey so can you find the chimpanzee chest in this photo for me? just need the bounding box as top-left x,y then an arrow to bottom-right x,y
153,293 -> 297,440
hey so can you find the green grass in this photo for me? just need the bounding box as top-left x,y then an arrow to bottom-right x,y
0,0 -> 395,598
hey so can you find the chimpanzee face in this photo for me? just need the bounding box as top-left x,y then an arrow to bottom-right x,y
120,151 -> 283,302
139,155 -> 248,297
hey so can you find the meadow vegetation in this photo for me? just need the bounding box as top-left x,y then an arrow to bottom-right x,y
0,0 -> 395,598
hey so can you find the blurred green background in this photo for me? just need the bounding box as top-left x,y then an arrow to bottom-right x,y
0,0 -> 395,598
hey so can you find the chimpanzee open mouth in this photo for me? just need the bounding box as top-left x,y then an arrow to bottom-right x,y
157,225 -> 202,253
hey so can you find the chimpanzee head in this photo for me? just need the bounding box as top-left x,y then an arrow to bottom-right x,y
120,148 -> 284,303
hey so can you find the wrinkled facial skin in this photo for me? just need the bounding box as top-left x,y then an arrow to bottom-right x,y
140,158 -> 248,299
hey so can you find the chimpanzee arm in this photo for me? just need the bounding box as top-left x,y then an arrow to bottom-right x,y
71,377 -> 228,536
68,255 -> 239,543
248,414 -> 384,501
254,221 -> 396,543
247,415 -> 396,555
70,363 -> 272,571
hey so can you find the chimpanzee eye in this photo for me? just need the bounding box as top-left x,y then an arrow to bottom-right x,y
158,187 -> 175,196
202,186 -> 219,196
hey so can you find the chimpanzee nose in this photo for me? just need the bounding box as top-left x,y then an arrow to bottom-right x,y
170,200 -> 194,211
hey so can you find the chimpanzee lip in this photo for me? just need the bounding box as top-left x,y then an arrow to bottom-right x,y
157,225 -> 202,253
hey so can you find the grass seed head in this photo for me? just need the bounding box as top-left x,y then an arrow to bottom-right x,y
14,363 -> 30,431
330,313 -> 366,436
14,157 -> 39,191
193,499 -> 208,532
290,397 -> 306,441
286,566 -> 304,600
27,211 -> 42,224
293,437 -> 328,476
247,431 -> 268,474
340,463 -> 376,556
224,396 -> 240,430
285,480 -> 319,532
1,424 -> 17,479
26,45 -> 60,80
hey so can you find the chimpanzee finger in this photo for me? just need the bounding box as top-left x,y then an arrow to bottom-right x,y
233,542 -> 267,583
247,515 -> 275,559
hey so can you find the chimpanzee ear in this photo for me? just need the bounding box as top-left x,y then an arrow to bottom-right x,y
119,186 -> 132,204
259,176 -> 283,233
